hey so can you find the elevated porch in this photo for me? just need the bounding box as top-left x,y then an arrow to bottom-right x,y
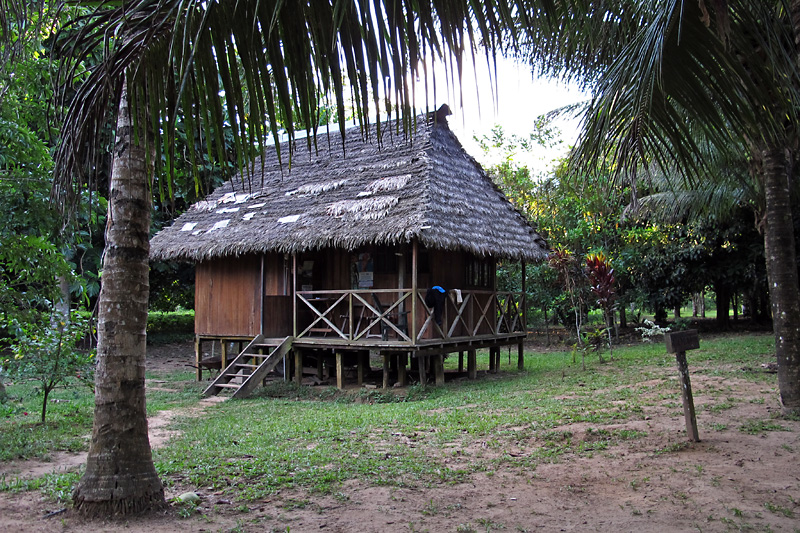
195,287 -> 528,390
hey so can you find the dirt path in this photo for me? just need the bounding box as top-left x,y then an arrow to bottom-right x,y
1,341 -> 799,532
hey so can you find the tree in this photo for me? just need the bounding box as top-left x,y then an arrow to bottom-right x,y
8,310 -> 94,423
533,0 -> 800,414
70,82 -> 165,514
29,0 -> 565,517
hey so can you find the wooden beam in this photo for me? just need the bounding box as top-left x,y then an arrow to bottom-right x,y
417,355 -> 427,387
517,340 -> 525,370
260,255 -> 265,335
294,349 -> 303,385
468,349 -> 477,379
412,239 -> 418,342
194,336 -> 202,381
521,260 -> 527,334
434,353 -> 445,385
292,253 -> 297,337
398,353 -> 407,386
336,351 -> 344,390
458,351 -> 464,372
357,352 -> 365,385
382,353 -> 390,389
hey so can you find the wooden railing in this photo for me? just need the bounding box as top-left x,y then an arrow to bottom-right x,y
294,289 -> 524,343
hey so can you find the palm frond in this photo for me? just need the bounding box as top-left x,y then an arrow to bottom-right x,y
52,0 -> 561,205
567,0 -> 799,186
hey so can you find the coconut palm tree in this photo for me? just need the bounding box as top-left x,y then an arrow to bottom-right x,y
5,0 -> 799,518
543,0 -> 800,414
25,0 -> 564,517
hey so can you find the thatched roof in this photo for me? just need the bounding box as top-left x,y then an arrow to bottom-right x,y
150,113 -> 548,263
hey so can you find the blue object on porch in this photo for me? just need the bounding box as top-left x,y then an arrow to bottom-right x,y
425,286 -> 447,326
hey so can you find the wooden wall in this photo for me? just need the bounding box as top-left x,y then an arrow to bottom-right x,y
195,255 -> 262,337
194,246 -> 498,339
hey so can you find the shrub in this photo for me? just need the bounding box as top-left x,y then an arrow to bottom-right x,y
6,310 -> 95,422
147,310 -> 195,335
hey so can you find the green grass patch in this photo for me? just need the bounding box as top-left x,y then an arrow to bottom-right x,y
739,419 -> 790,435
1,369 -> 204,462
1,331 -> 788,506
0,379 -> 94,461
0,470 -> 81,503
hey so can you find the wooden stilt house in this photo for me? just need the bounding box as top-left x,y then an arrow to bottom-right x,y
150,109 -> 548,396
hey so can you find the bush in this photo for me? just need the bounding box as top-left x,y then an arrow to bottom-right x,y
5,310 -> 95,422
147,310 -> 195,335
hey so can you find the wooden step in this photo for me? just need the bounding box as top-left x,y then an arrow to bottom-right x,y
203,335 -> 294,399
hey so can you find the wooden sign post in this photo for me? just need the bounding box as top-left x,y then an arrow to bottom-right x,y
665,330 -> 701,442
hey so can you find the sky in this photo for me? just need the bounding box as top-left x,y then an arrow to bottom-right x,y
415,54 -> 590,176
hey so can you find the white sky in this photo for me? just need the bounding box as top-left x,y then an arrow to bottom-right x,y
415,54 -> 590,176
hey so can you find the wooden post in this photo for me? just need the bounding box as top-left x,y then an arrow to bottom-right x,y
317,354 -> 324,380
294,349 -> 303,385
488,347 -> 496,373
221,340 -> 228,371
412,239 -> 418,343
468,349 -> 477,379
665,330 -> 701,442
517,340 -> 525,370
398,353 -> 408,386
194,336 -> 201,381
458,351 -> 464,372
336,351 -> 344,390
417,355 -> 427,387
292,253 -> 297,337
357,353 -> 365,386
521,259 -> 527,333
434,354 -> 445,385
398,246 -> 405,339
382,354 -> 391,389
260,255 -> 266,335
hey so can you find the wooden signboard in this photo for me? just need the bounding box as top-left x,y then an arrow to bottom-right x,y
665,329 -> 701,442
665,329 -> 700,354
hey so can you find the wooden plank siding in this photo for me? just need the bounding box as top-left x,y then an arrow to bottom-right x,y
195,246 -> 502,340
195,255 -> 262,337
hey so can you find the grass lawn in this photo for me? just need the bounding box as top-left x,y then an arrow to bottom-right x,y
0,331 -> 783,507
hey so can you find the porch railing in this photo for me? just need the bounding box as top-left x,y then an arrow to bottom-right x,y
294,288 -> 524,343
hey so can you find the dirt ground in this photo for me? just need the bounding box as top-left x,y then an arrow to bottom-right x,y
1,338 -> 799,532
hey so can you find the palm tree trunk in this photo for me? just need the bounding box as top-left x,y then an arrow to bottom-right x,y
762,146 -> 800,415
72,82 -> 165,515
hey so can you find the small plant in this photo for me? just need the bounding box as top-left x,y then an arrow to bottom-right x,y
475,517 -> 505,531
586,252 -> 616,360
673,317 -> 692,331
422,498 -> 439,516
580,325 -> 609,366
739,419 -> 789,435
177,500 -> 199,518
635,319 -> 671,343
6,310 -> 95,422
764,502 -> 794,518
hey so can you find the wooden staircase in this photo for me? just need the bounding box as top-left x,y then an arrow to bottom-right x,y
203,335 -> 293,399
